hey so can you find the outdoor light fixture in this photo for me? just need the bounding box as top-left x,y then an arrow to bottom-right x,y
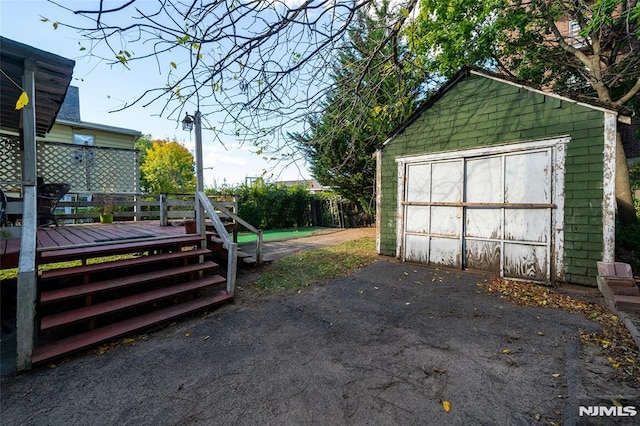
182,112 -> 195,131
182,110 -> 204,195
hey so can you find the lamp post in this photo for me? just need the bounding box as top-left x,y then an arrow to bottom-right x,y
182,112 -> 204,193
182,111 -> 205,236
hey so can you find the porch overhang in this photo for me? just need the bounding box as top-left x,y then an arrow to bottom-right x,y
0,36 -> 75,137
1,36 -> 74,372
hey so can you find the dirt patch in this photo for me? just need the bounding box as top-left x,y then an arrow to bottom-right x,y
236,227 -> 376,290
1,229 -> 638,424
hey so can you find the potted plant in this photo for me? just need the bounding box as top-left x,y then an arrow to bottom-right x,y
100,190 -> 114,223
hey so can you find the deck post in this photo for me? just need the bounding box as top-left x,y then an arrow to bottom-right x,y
193,112 -> 206,246
134,193 -> 141,221
227,242 -> 237,297
16,60 -> 38,372
159,194 -> 168,226
16,189 -> 37,372
256,230 -> 263,265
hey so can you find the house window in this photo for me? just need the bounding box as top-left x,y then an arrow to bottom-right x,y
72,133 -> 95,168
73,133 -> 94,145
568,21 -> 584,47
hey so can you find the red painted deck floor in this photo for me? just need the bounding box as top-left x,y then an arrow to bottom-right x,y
0,221 -> 191,270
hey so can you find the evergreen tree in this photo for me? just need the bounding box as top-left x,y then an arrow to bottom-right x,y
292,0 -> 428,208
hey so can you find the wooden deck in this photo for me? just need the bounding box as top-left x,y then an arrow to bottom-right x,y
1,221 -> 191,270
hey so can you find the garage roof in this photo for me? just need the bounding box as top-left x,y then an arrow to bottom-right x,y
0,36 -> 75,136
384,66 -> 634,146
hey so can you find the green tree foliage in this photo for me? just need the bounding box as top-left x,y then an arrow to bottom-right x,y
408,0 -> 640,223
291,1 -> 427,206
140,139 -> 196,194
408,0 -> 639,106
134,134 -> 154,192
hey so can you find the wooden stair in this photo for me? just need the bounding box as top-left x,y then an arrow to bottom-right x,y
204,224 -> 258,266
33,234 -> 232,365
207,234 -> 255,265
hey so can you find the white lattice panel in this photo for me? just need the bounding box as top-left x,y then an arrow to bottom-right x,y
2,139 -> 138,194
0,136 -> 22,192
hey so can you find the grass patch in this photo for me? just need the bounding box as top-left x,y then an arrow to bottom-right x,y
237,227 -> 328,244
253,237 -> 377,293
0,268 -> 18,281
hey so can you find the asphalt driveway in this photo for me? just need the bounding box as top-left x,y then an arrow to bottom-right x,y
1,257 -> 638,425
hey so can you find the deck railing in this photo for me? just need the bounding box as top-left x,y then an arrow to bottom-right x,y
2,191 -> 264,268
197,192 -> 237,296
51,192 -> 237,223
55,191 -> 263,268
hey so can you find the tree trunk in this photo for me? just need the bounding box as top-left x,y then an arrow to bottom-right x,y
616,133 -> 638,225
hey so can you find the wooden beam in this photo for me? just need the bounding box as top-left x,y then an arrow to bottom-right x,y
16,59 -> 38,372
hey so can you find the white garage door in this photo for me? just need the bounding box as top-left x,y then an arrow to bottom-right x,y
399,139 -> 566,282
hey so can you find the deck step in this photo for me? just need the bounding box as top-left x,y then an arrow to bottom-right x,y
207,235 -> 251,259
40,262 -> 218,304
40,248 -> 211,281
39,235 -> 204,264
33,290 -> 233,365
41,275 -> 226,330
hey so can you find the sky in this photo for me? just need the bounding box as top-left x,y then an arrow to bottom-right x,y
0,0 -> 313,188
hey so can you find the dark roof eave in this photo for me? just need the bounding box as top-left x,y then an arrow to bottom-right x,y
56,119 -> 142,137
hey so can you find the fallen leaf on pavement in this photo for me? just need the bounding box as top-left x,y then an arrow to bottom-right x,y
479,278 -> 639,384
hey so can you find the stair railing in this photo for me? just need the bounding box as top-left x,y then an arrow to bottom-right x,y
197,191 -> 237,296
209,199 -> 263,265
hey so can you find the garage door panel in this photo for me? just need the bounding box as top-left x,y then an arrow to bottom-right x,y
406,163 -> 430,202
401,144 -> 557,283
429,237 -> 461,268
405,234 -> 429,263
505,151 -> 550,203
430,206 -> 460,236
466,208 -> 501,239
466,157 -> 502,203
504,243 -> 547,281
465,240 -> 501,273
431,161 -> 462,202
504,209 -> 550,242
405,206 -> 430,233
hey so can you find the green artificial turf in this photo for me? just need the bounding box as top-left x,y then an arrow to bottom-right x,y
237,227 -> 328,244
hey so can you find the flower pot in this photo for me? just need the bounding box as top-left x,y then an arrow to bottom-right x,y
184,219 -> 197,233
100,213 -> 113,224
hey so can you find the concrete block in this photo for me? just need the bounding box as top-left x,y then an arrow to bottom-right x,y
607,277 -> 638,288
597,276 -> 614,300
597,261 -> 633,278
614,295 -> 640,314
608,284 -> 640,296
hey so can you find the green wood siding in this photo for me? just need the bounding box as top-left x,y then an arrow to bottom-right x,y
379,74 -> 605,286
43,123 -> 137,149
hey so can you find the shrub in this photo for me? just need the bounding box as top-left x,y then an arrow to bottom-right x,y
211,181 -> 314,230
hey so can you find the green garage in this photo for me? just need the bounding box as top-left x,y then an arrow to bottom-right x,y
376,67 -> 633,286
